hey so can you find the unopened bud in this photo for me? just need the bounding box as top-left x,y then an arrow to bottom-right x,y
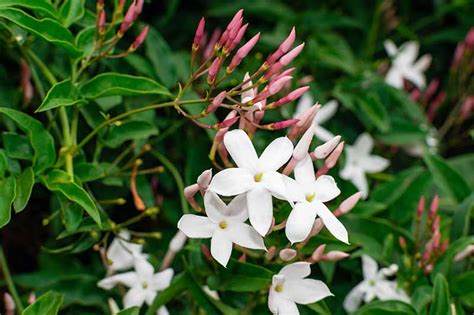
310,244 -> 326,262
270,86 -> 309,109
169,231 -> 187,252
325,142 -> 344,168
453,244 -> 474,262
465,27 -> 474,49
310,218 -> 324,237
432,215 -> 440,233
216,116 -> 239,129
280,43 -> 305,66
288,104 -> 319,139
399,236 -> 407,249
267,27 -> 296,65
268,119 -> 299,130
131,25 -> 149,50
417,196 -> 425,219
279,248 -> 297,261
227,23 -> 248,51
184,184 -> 201,211
424,263 -> 433,274
268,75 -> 293,94
322,251 -> 350,262
197,169 -> 212,193
135,0 -> 144,15
4,293 -> 15,315
119,2 -> 137,34
335,191 -> 362,216
98,9 -> 106,34
193,17 -> 206,49
293,125 -> 315,161
314,135 -> 341,159
460,96 -> 474,120
228,33 -> 260,71
207,58 -> 221,84
429,195 -> 439,220
201,244 -> 212,260
205,91 -> 226,114
265,246 -> 277,261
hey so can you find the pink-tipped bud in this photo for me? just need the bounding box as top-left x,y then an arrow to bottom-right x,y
424,264 -> 433,274
451,43 -> 465,69
268,118 -> 299,130
410,89 -> 421,102
4,293 -> 15,315
268,76 -> 293,95
193,17 -> 206,49
310,244 -> 326,262
20,59 -> 33,105
205,91 -> 226,114
310,218 -> 324,237
465,27 -> 474,48
217,116 -> 239,129
293,125 -> 315,160
184,184 -> 201,211
201,244 -> 212,260
27,292 -> 36,304
322,251 -> 350,262
417,196 -> 425,219
432,215 -> 440,233
288,104 -> 319,140
118,0 -> 126,9
453,244 -> 474,262
227,9 -> 244,32
267,27 -> 296,65
314,135 -> 341,159
238,253 -> 247,262
169,231 -> 187,252
280,43 -> 305,66
135,0 -> 144,15
207,58 -> 221,84
197,169 -> 212,193
265,246 -> 277,261
98,9 -> 106,34
120,2 -> 137,34
227,23 -> 248,51
336,191 -> 363,216
228,33 -> 260,71
460,96 -> 474,120
429,195 -> 439,220
204,28 -> 221,59
399,236 -> 407,249
424,79 -> 440,103
279,248 -> 297,261
131,25 -> 149,50
325,142 -> 344,168
270,86 -> 309,109
432,230 -> 441,249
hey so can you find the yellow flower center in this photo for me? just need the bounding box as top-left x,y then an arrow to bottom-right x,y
254,172 -> 263,182
306,193 -> 316,202
275,284 -> 284,292
142,282 -> 148,289
219,221 -> 228,229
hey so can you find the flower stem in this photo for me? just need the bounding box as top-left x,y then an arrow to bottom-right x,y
0,246 -> 24,314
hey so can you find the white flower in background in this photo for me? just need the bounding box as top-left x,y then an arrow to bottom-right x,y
98,255 -> 173,314
294,93 -> 338,142
339,133 -> 389,199
178,191 -> 266,267
268,262 -> 333,314
241,72 -> 263,111
285,154 -> 348,244
384,40 -> 431,89
209,129 -> 293,236
107,230 -> 148,272
343,255 -> 410,313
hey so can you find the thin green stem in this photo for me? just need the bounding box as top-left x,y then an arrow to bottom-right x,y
0,246 -> 24,314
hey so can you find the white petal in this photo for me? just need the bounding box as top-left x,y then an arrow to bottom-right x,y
225,193 -> 249,222
313,175 -> 340,202
268,289 -> 278,314
384,40 -> 398,57
123,286 -> 147,308
353,133 -> 374,155
294,154 -> 315,186
157,306 -> 170,315
223,129 -> 258,170
360,155 -> 389,173
247,187 -> 273,236
403,67 -> 426,89
314,125 -> 335,142
151,268 -> 174,291
228,222 -> 266,250
208,168 -> 254,196
134,256 -> 155,280
285,202 -> 317,244
314,100 -> 338,124
145,289 -> 158,305
414,54 -> 431,72
282,176 -> 305,202
343,282 -> 367,313
385,68 -> 404,88
98,272 -> 138,290
204,191 -> 227,222
258,137 -> 293,171
346,168 -> 369,199
279,262 -> 311,279
274,297 -> 299,315
293,125 -> 315,161
178,214 -> 215,238
362,255 -> 378,280
293,92 -> 313,118
314,201 -> 348,244
397,41 -> 419,65
262,171 -> 289,200
211,230 -> 233,267
107,230 -> 143,272
283,279 -> 333,304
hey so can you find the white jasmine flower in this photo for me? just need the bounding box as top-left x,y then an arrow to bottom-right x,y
384,40 -> 431,89
268,262 -> 333,314
339,133 -> 389,199
284,154 -> 348,244
294,93 -> 338,142
343,255 -> 410,313
209,129 -> 293,236
107,230 -> 148,272
98,255 -> 173,314
177,191 -> 266,267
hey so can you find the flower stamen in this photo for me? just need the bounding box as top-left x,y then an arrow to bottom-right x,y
254,172 -> 263,182
219,221 -> 228,229
306,193 -> 315,202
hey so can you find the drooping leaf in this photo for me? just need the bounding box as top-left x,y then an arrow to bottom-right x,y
36,79 -> 85,112
0,0 -> 57,19
59,0 -> 85,27
58,194 -> 83,233
42,170 -> 101,227
80,73 -> 171,99
0,8 -> 81,57
13,167 -> 34,213
0,107 -> 56,173
2,132 -> 34,160
0,176 -> 16,228
22,291 -> 64,315
430,273 -> 451,315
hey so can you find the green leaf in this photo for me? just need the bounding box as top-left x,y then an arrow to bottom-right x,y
354,300 -> 417,315
0,150 -> 7,178
0,8 -> 81,57
13,167 -> 34,213
80,73 -> 171,99
36,79 -> 85,112
2,132 -> 34,160
42,170 -> 101,227
412,285 -> 432,314
145,27 -> 178,88
116,307 -> 140,315
0,107 -> 56,173
451,194 -> 474,240
105,120 -> 158,148
59,0 -> 84,27
145,272 -> 187,315
75,26 -> 95,58
0,0 -> 57,19
452,271 -> 474,299
0,176 -> 16,228
58,194 -> 83,233
423,152 -> 471,203
356,94 -> 390,132
22,291 -> 64,315
430,273 -> 451,315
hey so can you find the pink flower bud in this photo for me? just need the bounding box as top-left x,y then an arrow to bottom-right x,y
314,135 -> 341,159
268,76 -> 293,95
293,125 -> 315,161
197,169 -> 212,193
207,58 -> 221,84
424,79 -> 440,103
131,25 -> 149,50
451,43 -> 465,69
424,264 -> 433,274
265,246 -> 277,261
429,195 -> 439,220
135,0 -> 144,15
280,43 -> 305,66
184,184 -> 201,211
228,32 -> 260,71
193,17 -> 206,48
279,248 -> 297,261
205,91 -> 226,114
169,231 -> 187,252
118,0 -> 126,9
325,142 -> 344,168
417,196 -> 425,219
227,23 -> 248,51
201,244 -> 212,260
267,27 -> 296,65
120,2 -> 137,34
3,293 -> 15,315
227,9 -> 244,32
310,244 -> 326,262
322,251 -> 350,262
216,116 -> 239,129
465,27 -> 474,49
399,236 -> 407,249
270,86 -> 309,109
98,9 -> 106,34
336,191 -> 362,216
268,118 -> 299,130
288,104 -> 319,140
238,253 -> 247,262
20,59 -> 33,105
432,230 -> 441,249
310,218 -> 324,237
432,215 -> 440,233
460,96 -> 474,120
204,28 -> 221,59
410,88 -> 421,102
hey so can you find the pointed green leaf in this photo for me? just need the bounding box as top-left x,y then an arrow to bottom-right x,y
22,291 -> 64,315
2,132 -> 34,160
13,167 -> 34,213
80,73 -> 171,99
430,274 -> 451,315
36,79 -> 85,112
42,170 -> 101,227
0,150 -> 7,178
0,107 -> 56,173
0,0 -> 57,19
0,176 -> 16,228
117,307 -> 140,315
59,0 -> 85,27
105,120 -> 158,148
354,300 -> 417,315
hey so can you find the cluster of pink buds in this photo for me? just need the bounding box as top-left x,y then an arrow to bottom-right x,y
451,27 -> 474,70
93,0 -> 149,59
399,195 -> 449,275
408,78 -> 446,123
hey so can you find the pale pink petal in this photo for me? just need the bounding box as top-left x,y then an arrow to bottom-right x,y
210,230 -> 233,267
294,154 -> 315,186
223,129 -> 258,170
285,202 -> 317,244
247,186 -> 273,236
228,222 -> 266,250
283,279 -> 333,304
314,201 -> 348,244
208,168 -> 254,196
178,214 -> 215,238
258,137 -> 293,171
279,261 -> 311,279
313,175 -> 340,202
